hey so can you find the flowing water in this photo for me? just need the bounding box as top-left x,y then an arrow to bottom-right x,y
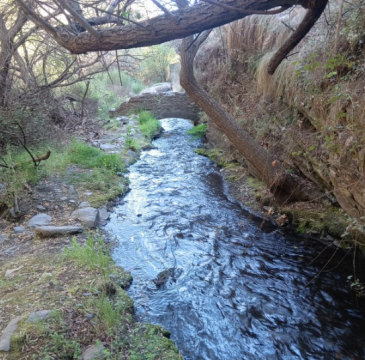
106,118 -> 365,360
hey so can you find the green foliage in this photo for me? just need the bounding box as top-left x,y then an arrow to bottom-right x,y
42,329 -> 82,359
138,43 -> 178,83
68,140 -> 125,173
129,324 -> 181,360
187,124 -> 207,140
125,126 -> 141,151
137,111 -> 161,140
64,232 -> 113,277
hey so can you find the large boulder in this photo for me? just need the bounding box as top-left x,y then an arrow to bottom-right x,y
71,207 -> 99,228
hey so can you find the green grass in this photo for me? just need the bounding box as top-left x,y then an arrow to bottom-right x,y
187,123 -> 207,140
68,141 -> 125,172
137,111 -> 161,140
64,232 -> 113,277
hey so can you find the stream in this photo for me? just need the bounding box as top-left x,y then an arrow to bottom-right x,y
106,118 -> 365,360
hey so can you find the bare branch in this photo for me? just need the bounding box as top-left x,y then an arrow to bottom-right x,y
150,0 -> 174,18
267,0 -> 328,74
200,0 -> 290,15
15,0 -> 59,37
56,0 -> 102,39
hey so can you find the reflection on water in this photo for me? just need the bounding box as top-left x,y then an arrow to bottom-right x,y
106,118 -> 365,360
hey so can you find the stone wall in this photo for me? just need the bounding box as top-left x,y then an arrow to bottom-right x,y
110,92 -> 201,123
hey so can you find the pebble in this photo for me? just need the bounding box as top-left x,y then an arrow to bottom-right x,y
36,205 -> 46,211
13,226 -> 26,233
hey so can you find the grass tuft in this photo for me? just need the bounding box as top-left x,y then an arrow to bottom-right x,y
187,123 -> 207,140
64,232 -> 113,277
137,111 -> 161,140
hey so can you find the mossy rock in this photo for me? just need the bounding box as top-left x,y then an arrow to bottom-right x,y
282,207 -> 348,238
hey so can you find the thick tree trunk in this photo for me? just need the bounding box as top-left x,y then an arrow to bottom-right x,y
180,34 -> 321,203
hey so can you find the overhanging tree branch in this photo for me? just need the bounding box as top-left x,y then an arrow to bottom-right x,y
15,0 -> 322,54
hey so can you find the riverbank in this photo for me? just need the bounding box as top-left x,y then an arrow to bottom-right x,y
0,114 -> 182,359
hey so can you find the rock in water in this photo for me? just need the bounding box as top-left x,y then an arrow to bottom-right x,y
71,207 -> 99,228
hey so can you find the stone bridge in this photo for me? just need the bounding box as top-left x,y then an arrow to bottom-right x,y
109,92 -> 201,124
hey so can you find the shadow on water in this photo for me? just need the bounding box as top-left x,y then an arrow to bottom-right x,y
106,118 -> 365,360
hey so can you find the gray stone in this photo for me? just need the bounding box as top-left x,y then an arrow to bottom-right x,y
71,207 -> 99,228
0,316 -> 21,351
85,191 -> 93,196
36,205 -> 46,211
85,313 -> 94,320
69,199 -> 77,204
100,143 -> 119,151
126,150 -> 138,160
0,234 -> 7,242
13,226 -> 26,233
28,310 -> 52,323
68,185 -> 77,196
5,266 -> 23,277
82,343 -> 106,360
60,196 -> 68,201
35,226 -> 83,237
98,207 -> 110,226
28,214 -> 52,228
79,201 -> 91,208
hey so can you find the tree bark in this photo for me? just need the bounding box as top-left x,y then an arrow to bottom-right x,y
180,34 -> 321,203
17,0 -> 307,53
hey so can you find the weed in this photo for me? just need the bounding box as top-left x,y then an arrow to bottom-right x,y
64,232 -> 113,277
125,126 -> 141,151
187,124 -> 207,140
137,111 -> 161,140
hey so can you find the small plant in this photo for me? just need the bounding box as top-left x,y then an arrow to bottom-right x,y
125,126 -> 140,151
347,275 -> 365,297
187,123 -> 207,140
137,111 -> 161,140
64,232 -> 113,277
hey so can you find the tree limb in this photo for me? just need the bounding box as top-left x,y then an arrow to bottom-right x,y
15,0 -> 310,53
267,0 -> 328,74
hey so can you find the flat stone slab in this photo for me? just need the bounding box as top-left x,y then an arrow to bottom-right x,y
71,207 -> 99,228
0,316 -> 21,351
35,226 -> 83,237
28,213 -> 52,228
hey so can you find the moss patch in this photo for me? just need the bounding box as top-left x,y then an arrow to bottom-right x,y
282,207 -> 349,238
